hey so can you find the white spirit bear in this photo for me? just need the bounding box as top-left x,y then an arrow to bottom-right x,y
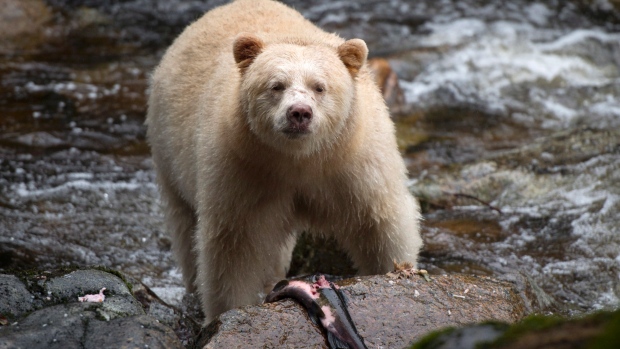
146,0 -> 422,322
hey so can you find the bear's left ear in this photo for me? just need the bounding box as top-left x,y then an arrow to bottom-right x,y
337,39 -> 368,77
233,34 -> 265,73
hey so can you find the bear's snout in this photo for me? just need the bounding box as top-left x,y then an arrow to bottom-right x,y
285,103 -> 313,135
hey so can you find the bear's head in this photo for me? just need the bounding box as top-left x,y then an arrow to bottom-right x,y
233,34 -> 368,156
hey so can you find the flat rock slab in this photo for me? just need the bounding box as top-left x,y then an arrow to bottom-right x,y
202,274 -> 528,348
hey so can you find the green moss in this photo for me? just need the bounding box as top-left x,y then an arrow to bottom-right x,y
12,266 -> 81,297
93,265 -> 133,293
482,310 -> 620,349
394,111 -> 427,152
408,311 -> 620,349
409,327 -> 457,349
477,315 -> 565,349
409,321 -> 510,349
487,314 -> 564,347
588,311 -> 620,349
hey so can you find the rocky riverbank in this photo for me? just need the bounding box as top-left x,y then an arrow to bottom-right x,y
0,267 -> 555,348
1,0 -> 619,347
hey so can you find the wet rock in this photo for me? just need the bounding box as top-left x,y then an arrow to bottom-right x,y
576,0 -> 620,25
13,132 -> 66,148
201,274 -> 530,348
410,126 -> 620,312
82,315 -> 182,349
1,309 -> 181,349
128,274 -> 203,347
201,299 -> 326,349
410,323 -> 509,349
0,146 -> 169,296
0,268 -> 183,349
0,274 -> 34,318
499,273 -> 561,315
44,269 -> 133,301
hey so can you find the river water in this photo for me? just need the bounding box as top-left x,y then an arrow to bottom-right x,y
1,0 -> 618,314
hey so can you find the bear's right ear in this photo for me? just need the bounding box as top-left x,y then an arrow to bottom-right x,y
233,34 -> 265,73
337,39 -> 368,77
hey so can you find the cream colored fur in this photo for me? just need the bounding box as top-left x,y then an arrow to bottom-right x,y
146,0 -> 422,323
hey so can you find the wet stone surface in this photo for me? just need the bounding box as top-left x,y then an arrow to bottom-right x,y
201,274 -> 531,348
0,274 -> 34,319
0,268 -> 184,349
411,127 -> 620,313
1,0 -> 619,347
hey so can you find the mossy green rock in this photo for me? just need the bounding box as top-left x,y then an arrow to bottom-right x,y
410,309 -> 620,349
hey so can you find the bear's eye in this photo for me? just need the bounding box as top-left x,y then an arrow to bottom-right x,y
271,83 -> 285,92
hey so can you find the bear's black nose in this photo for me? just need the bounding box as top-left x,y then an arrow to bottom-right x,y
287,103 -> 313,127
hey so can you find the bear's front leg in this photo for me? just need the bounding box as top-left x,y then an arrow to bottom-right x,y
194,221 -> 294,323
339,193 -> 422,275
156,175 -> 198,293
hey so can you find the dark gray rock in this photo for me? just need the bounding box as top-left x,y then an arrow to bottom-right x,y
0,269 -> 183,349
82,315 -> 182,349
2,302 -> 99,349
148,301 -> 179,327
45,269 -> 133,301
410,323 -> 509,349
0,274 -> 34,319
